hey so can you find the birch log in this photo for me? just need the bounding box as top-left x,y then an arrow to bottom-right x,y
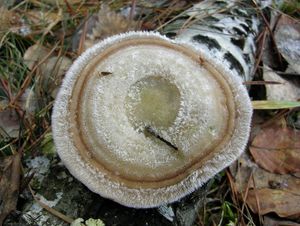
159,1 -> 261,224
163,0 -> 260,82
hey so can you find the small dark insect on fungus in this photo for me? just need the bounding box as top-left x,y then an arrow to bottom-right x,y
52,32 -> 252,208
100,71 -> 112,76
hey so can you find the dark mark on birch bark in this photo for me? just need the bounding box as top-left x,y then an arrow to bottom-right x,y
192,35 -> 222,50
100,71 -> 113,76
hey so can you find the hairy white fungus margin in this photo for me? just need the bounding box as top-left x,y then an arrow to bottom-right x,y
52,31 -> 252,208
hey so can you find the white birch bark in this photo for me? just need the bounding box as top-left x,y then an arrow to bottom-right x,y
163,0 -> 261,82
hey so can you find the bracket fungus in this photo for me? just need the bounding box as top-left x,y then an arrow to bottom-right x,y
52,32 -> 252,208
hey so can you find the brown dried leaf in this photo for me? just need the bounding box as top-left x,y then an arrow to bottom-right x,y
231,152 -> 300,219
250,125 -> 300,174
0,153 -> 21,225
246,188 -> 300,218
232,151 -> 300,192
263,216 -> 300,226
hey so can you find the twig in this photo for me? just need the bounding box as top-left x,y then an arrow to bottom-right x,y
129,0 -> 136,21
239,169 -> 253,225
252,0 -> 283,66
251,174 -> 263,225
64,0 -> 75,16
243,80 -> 282,85
28,185 -> 74,224
253,28 -> 268,75
77,15 -> 88,55
43,8 -> 63,37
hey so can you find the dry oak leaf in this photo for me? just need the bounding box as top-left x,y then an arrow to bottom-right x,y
231,152 -> 300,194
230,152 -> 300,220
246,188 -> 300,219
250,125 -> 300,174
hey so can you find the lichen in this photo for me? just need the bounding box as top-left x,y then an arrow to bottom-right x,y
71,218 -> 105,226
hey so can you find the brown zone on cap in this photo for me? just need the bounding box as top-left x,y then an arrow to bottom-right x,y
67,37 -> 236,189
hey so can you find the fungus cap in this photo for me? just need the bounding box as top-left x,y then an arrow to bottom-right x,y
52,32 -> 252,208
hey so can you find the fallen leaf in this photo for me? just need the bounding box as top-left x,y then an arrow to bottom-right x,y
0,152 -> 22,225
23,44 -> 53,70
24,44 -> 72,99
250,125 -> 300,174
246,188 -> 300,218
274,15 -> 300,74
251,100 -> 300,109
250,148 -> 300,175
230,152 -> 300,219
0,88 -> 37,138
263,216 -> 300,226
263,66 -> 300,101
231,152 -> 300,193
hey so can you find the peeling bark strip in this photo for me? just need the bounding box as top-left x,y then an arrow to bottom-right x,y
163,0 -> 261,82
0,152 -> 21,225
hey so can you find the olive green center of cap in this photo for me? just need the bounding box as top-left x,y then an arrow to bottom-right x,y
125,76 -> 181,129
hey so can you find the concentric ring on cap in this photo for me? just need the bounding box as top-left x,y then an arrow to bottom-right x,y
52,32 -> 252,208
